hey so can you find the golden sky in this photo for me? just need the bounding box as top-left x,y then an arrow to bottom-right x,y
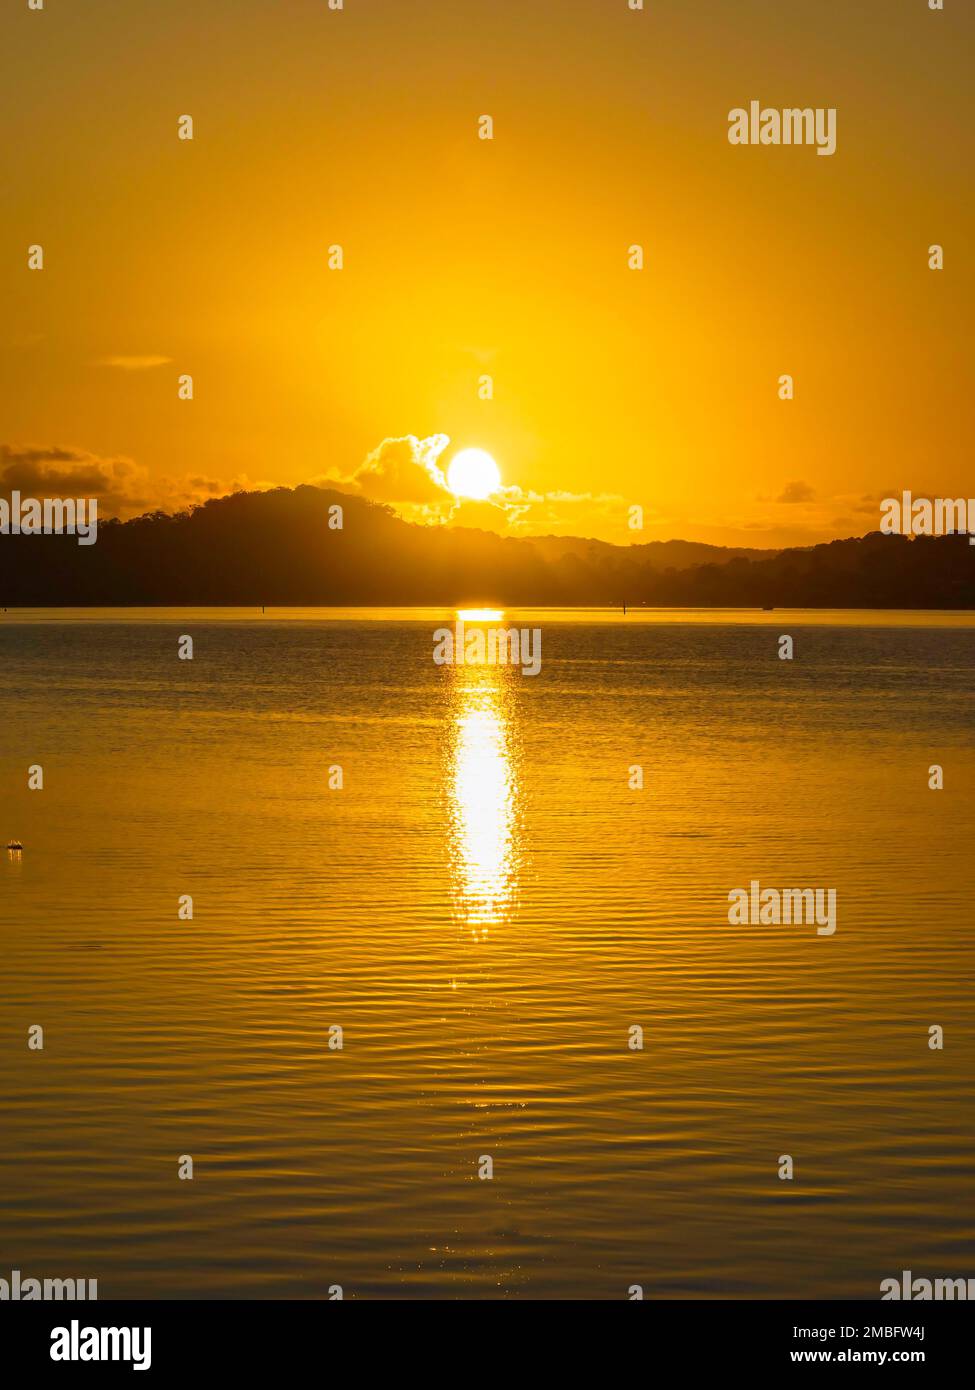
2,0 -> 972,547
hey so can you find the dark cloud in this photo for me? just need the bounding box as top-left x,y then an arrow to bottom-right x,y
0,444 -> 268,519
777,480 -> 816,504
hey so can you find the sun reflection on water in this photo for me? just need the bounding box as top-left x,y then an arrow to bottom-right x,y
445,659 -> 521,935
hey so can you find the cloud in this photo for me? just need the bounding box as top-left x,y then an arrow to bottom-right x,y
776,480 -> 816,504
1,445 -> 144,516
0,444 -> 271,520
349,433 -> 452,504
490,485 -> 628,536
312,432 -> 458,522
92,355 -> 173,371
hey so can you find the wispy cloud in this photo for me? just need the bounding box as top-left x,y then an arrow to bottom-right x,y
92,355 -> 173,371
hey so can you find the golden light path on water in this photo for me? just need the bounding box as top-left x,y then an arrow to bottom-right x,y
446,611 -> 520,936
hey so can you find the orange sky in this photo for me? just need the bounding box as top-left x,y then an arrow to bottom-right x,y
2,0 -> 972,547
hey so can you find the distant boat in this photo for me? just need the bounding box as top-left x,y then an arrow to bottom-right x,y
762,605 -> 774,611
6,840 -> 23,851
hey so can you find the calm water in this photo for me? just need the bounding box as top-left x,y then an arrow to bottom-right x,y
1,609 -> 974,1299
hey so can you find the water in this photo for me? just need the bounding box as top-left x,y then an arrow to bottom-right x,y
1,609 -> 974,1299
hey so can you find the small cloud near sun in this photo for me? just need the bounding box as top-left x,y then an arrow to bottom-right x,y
346,434 -> 451,505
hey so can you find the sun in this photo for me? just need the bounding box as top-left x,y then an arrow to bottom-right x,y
446,448 -> 502,500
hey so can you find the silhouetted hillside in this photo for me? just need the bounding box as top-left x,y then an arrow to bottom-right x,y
2,485 -> 973,607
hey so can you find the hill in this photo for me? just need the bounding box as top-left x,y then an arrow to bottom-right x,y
1,484 -> 972,608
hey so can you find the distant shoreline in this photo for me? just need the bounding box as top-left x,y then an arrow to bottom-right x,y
4,605 -> 975,627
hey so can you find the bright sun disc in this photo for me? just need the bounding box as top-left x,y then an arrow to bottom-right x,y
446,448 -> 501,500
